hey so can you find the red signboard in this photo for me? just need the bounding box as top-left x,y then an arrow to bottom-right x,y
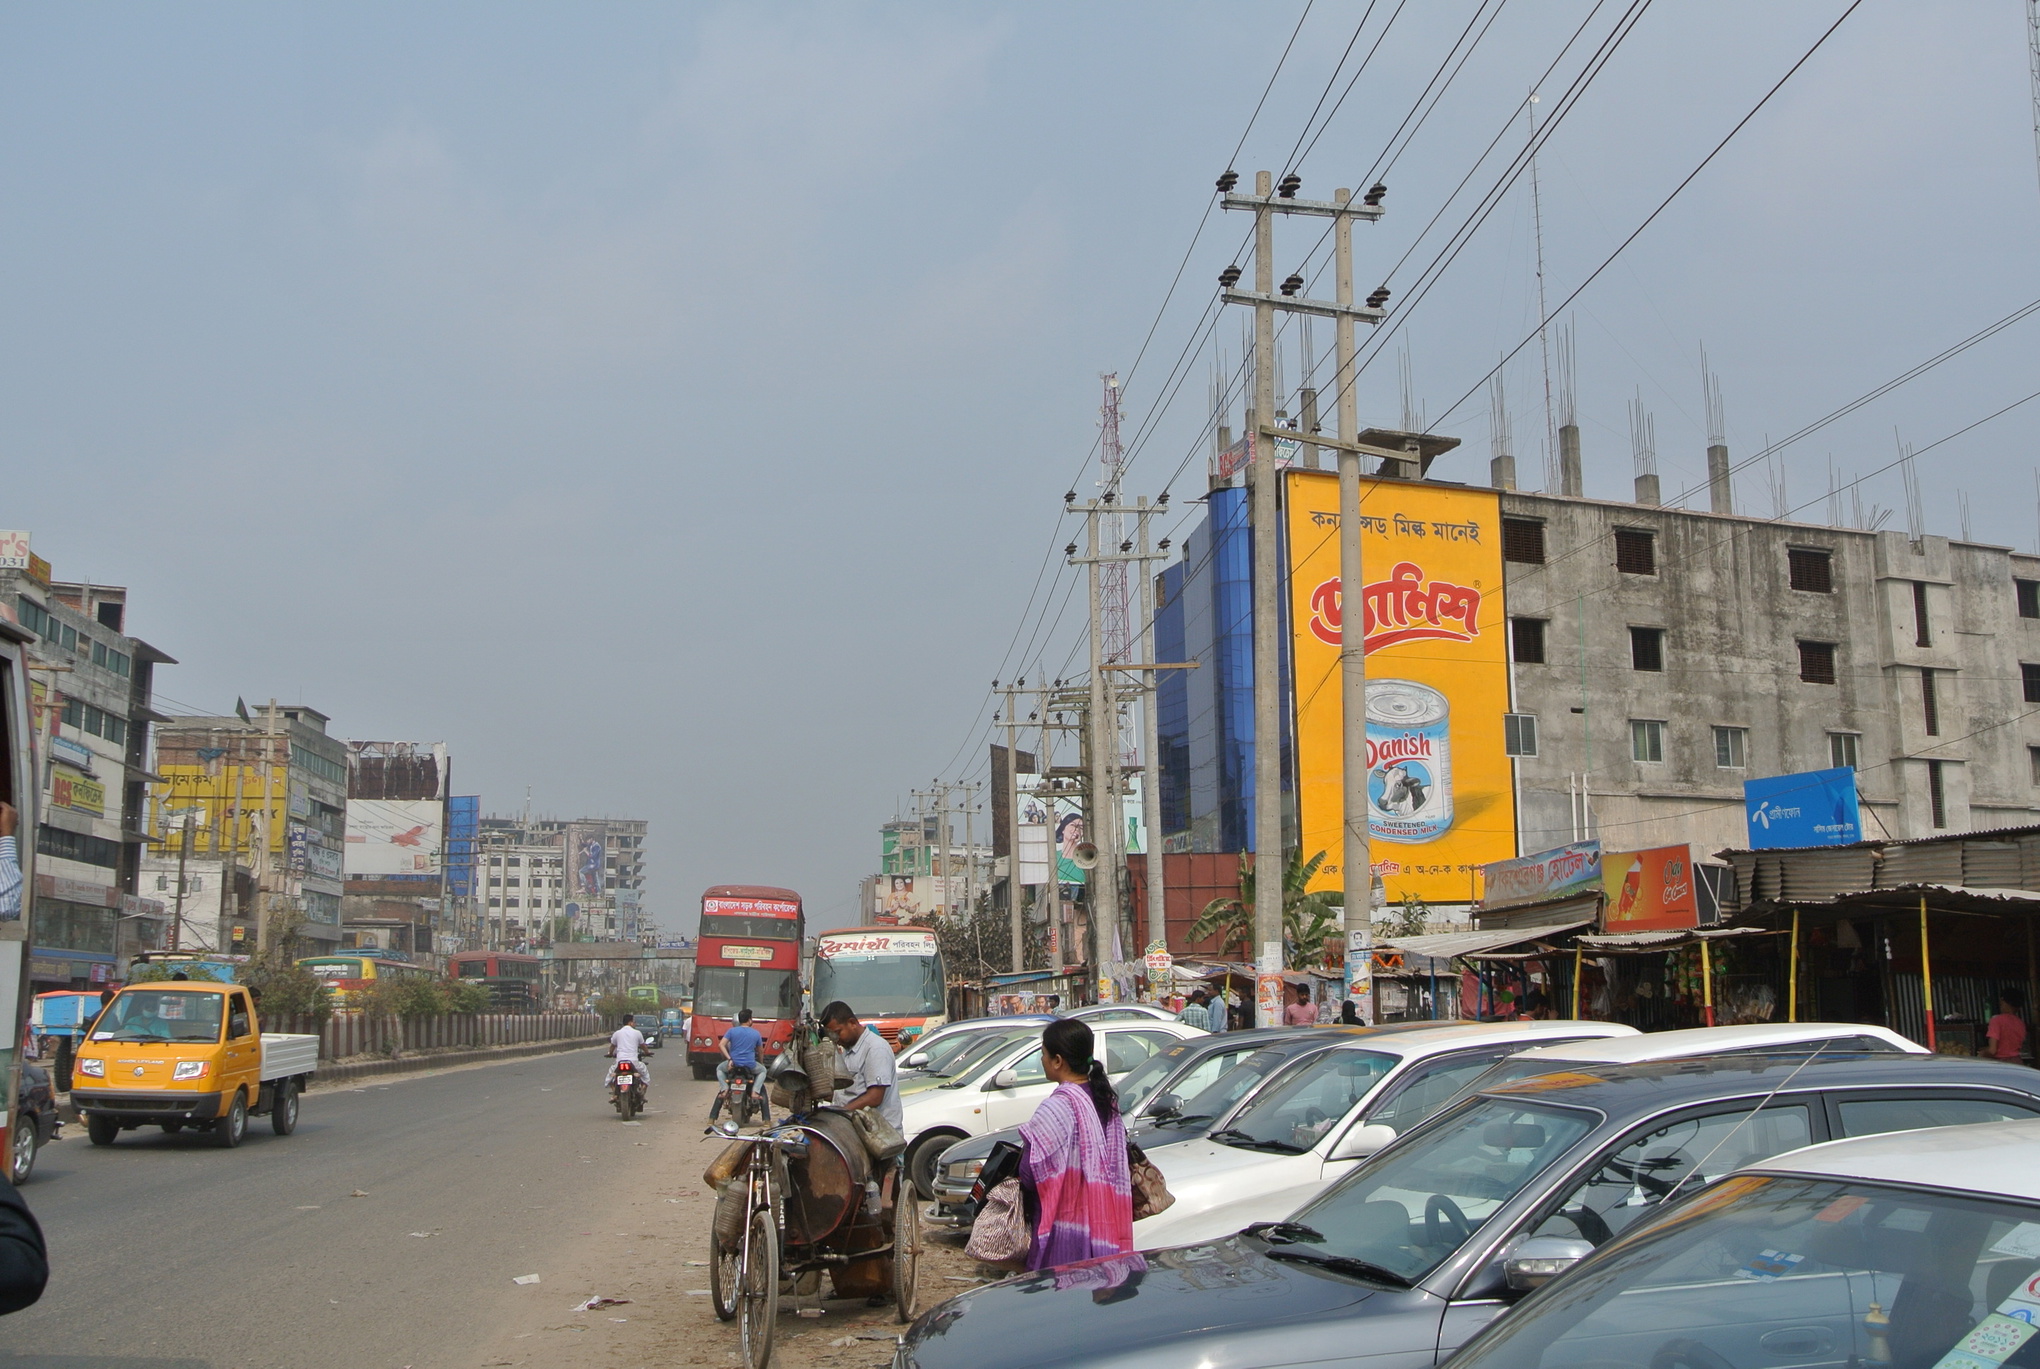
1602,844 -> 1701,932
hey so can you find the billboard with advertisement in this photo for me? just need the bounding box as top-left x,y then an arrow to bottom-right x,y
52,769 -> 104,816
1601,844 -> 1702,932
1745,768 -> 1861,849
1286,470 -> 1516,901
566,822 -> 607,897
1483,841 -> 1603,910
344,799 -> 444,877
1018,775 -> 1090,885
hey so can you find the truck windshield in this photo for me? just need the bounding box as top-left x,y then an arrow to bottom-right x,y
91,991 -> 226,1044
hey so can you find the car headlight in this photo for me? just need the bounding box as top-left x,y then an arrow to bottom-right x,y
173,1061 -> 210,1080
78,1058 -> 105,1078
946,1159 -> 984,1180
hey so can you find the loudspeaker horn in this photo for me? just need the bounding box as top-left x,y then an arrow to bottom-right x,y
1070,841 -> 1099,870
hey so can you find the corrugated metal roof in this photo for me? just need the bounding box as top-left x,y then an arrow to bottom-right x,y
1376,920 -> 1592,961
1577,926 -> 1774,951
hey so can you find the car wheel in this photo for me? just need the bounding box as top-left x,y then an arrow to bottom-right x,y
907,1133 -> 962,1202
213,1093 -> 247,1149
271,1082 -> 299,1136
9,1116 -> 37,1183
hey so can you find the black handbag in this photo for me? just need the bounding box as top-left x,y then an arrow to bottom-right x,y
971,1139 -> 1025,1204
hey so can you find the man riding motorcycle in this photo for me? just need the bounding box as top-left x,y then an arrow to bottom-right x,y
708,1007 -> 769,1125
606,1013 -> 648,1094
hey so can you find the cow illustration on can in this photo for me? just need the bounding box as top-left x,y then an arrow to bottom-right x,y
1366,680 -> 1452,843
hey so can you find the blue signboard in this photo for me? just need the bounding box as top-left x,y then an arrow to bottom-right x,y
1744,768 -> 1861,849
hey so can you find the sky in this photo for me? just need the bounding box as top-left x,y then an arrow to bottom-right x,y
2,2 -> 2035,934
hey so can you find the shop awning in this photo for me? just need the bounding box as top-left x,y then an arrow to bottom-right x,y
1575,926 -> 1776,952
1375,920 -> 1592,962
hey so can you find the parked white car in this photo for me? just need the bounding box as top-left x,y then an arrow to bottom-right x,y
1444,1116 -> 2040,1369
1451,1019 -> 1929,1098
899,1018 -> 1206,1194
1131,1019 -> 1637,1249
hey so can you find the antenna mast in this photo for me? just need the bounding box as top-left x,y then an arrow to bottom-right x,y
1529,93 -> 1558,492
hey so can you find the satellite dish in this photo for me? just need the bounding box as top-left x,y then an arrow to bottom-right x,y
1071,842 -> 1099,870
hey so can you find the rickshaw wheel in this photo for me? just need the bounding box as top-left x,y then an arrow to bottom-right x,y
738,1208 -> 779,1369
710,1229 -> 739,1322
893,1184 -> 922,1323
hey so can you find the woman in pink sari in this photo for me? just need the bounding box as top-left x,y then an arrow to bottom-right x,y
1017,1019 -> 1133,1270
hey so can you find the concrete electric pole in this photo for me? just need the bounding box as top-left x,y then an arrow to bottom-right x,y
996,679 -> 1028,972
1220,170 -> 1387,1024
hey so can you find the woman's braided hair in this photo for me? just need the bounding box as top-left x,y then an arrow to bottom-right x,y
1040,1018 -> 1116,1123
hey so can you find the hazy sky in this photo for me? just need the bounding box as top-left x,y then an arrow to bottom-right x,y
4,3 -> 2035,933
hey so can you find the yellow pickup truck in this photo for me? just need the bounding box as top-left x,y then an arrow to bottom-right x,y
71,981 -> 320,1149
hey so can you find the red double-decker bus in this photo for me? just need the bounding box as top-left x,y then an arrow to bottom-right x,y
686,885 -> 804,1080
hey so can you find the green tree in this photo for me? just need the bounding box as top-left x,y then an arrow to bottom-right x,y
593,991 -> 638,1025
366,976 -> 450,1019
1188,849 -> 1343,970
243,964 -> 334,1023
444,979 -> 493,1014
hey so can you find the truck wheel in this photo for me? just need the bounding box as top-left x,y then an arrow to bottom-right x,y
86,1114 -> 119,1147
213,1093 -> 247,1149
692,1060 -> 715,1082
10,1117 -> 38,1183
271,1081 -> 299,1136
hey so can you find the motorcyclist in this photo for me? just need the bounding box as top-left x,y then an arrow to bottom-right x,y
709,1008 -> 769,1124
606,1013 -> 648,1096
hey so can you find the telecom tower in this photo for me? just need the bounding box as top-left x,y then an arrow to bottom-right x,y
1097,373 -> 1140,770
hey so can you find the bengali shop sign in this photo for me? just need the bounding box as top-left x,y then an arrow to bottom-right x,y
1482,841 -> 1603,911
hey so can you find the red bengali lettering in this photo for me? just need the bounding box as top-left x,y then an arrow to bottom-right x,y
1307,562 -> 1483,652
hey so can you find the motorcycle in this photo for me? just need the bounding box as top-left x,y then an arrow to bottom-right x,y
611,1059 -> 647,1121
717,1063 -> 763,1127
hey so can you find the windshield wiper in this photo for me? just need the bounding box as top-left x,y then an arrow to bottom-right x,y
1244,1221 -> 1324,1245
1159,1113 -> 1214,1128
1208,1128 -> 1304,1155
1260,1247 -> 1413,1288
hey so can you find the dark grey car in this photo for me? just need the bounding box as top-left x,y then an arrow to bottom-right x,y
896,1053 -> 2040,1369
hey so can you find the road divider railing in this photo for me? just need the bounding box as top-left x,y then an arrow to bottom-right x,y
264,1011 -> 606,1062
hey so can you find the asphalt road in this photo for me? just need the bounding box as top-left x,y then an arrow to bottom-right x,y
0,1043 -> 670,1369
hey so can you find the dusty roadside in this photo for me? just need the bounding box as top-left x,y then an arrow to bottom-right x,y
468,1069 -> 988,1369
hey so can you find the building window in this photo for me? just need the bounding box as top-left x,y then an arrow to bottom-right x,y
1614,528 -> 1657,576
2019,579 -> 2040,620
488,898 -> 501,908
1629,627 -> 1665,672
1630,719 -> 1665,763
2029,746 -> 2040,786
35,825 -> 120,869
1913,582 -> 1932,648
1921,667 -> 1940,736
1927,759 -> 1947,829
1788,548 -> 1833,593
1830,732 -> 1861,769
507,898 -> 519,908
1504,714 -> 1538,757
1798,640 -> 1836,685
1502,518 -> 1546,565
1713,726 -> 1748,769
2025,664 -> 2040,705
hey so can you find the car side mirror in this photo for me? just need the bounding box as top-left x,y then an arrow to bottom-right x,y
902,1051 -> 930,1069
988,1069 -> 1019,1090
1504,1237 -> 1594,1292
1329,1122 -> 1397,1161
1146,1092 -> 1183,1121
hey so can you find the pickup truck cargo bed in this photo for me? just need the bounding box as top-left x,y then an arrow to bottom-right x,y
260,1033 -> 319,1081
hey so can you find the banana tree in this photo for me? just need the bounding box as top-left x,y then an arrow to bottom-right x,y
1189,848 -> 1343,970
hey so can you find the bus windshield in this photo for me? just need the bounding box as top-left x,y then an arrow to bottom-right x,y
812,953 -> 944,1017
695,968 -> 800,1020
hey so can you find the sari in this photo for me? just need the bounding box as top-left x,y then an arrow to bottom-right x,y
1017,1081 -> 1133,1271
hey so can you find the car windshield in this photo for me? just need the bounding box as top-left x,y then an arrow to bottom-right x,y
1448,1175 -> 2040,1369
90,991 -> 226,1044
1214,1049 -> 1396,1154
917,1031 -> 1000,1073
1160,1048 -> 1297,1128
939,1032 -> 1038,1085
1115,1045 -> 1193,1117
1271,1098 -> 1596,1284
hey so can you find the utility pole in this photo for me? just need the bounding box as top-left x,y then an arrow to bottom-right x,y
169,812 -> 194,952
1332,187 -> 1375,1024
1136,501 -> 1165,967
996,680 -> 1027,972
1084,507 -> 1119,1000
1221,168 -> 1389,1025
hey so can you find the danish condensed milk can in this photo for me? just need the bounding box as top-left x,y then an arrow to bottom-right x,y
1365,680 -> 1452,842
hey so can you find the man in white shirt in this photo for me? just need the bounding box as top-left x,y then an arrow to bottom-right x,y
819,1000 -> 901,1132
607,1014 -> 648,1093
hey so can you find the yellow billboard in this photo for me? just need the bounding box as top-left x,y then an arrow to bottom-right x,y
1285,469 -> 1515,902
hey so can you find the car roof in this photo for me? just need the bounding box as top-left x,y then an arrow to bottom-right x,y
1506,1021 -> 1926,1064
1306,1019 -> 1636,1061
1746,1116 -> 2040,1202
114,981 -> 232,994
1480,1051 -> 2040,1123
